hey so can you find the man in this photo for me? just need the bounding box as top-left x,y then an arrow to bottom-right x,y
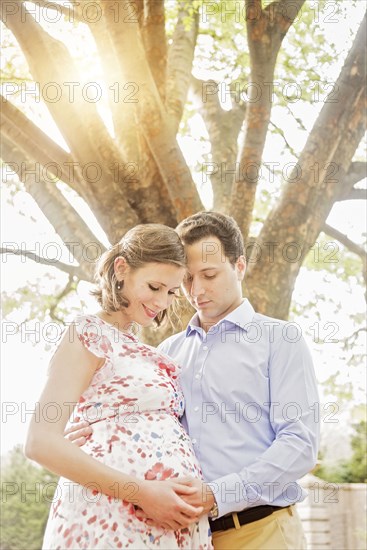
156,211 -> 319,549
68,211 -> 319,549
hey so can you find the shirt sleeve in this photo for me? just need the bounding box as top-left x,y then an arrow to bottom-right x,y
212,330 -> 320,517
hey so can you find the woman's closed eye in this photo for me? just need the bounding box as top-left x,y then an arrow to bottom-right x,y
149,284 -> 178,296
148,284 -> 159,292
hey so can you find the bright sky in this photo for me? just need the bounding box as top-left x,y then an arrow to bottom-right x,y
1,1 -> 366,462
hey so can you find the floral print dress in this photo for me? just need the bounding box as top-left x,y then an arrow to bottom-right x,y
42,315 -> 212,550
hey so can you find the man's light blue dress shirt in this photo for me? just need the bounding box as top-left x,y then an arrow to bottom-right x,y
158,299 -> 320,518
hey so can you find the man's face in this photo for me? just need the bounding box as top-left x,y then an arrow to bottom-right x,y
182,237 -> 246,327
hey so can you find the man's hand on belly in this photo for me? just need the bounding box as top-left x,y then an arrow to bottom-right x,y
175,477 -> 215,515
134,478 -> 204,530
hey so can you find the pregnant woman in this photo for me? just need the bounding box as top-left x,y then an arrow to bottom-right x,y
25,224 -> 212,550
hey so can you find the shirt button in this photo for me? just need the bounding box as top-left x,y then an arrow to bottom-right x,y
203,345 -> 208,351
195,374 -> 200,380
194,406 -> 199,412
192,438 -> 197,445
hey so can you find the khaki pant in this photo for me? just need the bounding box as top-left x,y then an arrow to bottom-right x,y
212,506 -> 307,550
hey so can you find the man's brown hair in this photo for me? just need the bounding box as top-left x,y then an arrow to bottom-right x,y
176,211 -> 244,264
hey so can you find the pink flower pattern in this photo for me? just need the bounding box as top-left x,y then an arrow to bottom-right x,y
42,315 -> 212,549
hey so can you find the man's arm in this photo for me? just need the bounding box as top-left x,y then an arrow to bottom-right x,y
209,331 -> 320,518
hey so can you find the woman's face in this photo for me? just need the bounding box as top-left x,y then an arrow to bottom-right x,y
116,261 -> 185,327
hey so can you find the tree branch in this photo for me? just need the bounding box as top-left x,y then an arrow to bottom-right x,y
87,4 -> 179,225
142,0 -> 167,102
245,12 -> 367,318
343,326 -> 367,348
231,0 -> 306,240
26,0 -> 80,23
323,223 -> 366,265
81,2 -> 183,226
87,22 -> 140,163
266,0 -> 305,29
135,0 -> 144,22
1,4 -> 101,170
285,104 -> 308,132
2,136 -> 105,281
102,0 -> 203,220
269,120 -> 298,158
339,188 -> 367,201
337,161 -> 367,200
1,96 -> 82,190
247,0 -> 262,16
49,275 -> 78,322
191,77 -> 245,211
2,1 -> 140,239
346,161 -> 367,185
166,3 -> 199,133
0,247 -> 83,278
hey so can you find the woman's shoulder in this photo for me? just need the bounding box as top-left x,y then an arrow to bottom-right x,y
73,312 -> 105,326
72,313 -> 105,337
72,313 -> 115,358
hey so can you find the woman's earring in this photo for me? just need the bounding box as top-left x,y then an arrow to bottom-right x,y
117,281 -> 122,291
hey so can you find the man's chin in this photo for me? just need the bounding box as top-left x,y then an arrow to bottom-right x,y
192,301 -> 212,311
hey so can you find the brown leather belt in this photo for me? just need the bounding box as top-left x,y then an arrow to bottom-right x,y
209,505 -> 290,532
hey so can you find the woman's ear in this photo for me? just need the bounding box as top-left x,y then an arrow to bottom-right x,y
236,255 -> 246,281
114,256 -> 128,280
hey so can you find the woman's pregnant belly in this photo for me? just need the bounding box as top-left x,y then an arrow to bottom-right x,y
81,410 -> 203,482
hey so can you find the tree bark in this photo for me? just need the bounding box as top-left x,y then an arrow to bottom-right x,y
83,15 -> 178,227
2,136 -> 105,281
191,78 -> 245,212
94,1 -> 179,226
141,0 -> 167,102
0,247 -> 83,278
166,4 -> 199,134
1,96 -> 82,189
2,2 -> 140,241
323,224 -> 366,262
89,20 -> 140,164
340,189 -> 367,201
2,0 -> 365,326
323,222 -> 366,294
102,0 -> 203,221
231,0 -> 305,241
336,161 -> 367,200
27,0 -> 80,22
246,13 -> 367,318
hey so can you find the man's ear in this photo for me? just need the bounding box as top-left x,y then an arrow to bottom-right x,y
114,256 -> 129,279
236,255 -> 246,281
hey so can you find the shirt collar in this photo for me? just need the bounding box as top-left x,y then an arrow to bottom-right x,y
186,298 -> 256,336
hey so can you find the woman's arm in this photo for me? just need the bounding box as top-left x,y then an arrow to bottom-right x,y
25,324 -> 202,528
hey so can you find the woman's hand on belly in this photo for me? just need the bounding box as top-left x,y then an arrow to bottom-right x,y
134,479 -> 204,530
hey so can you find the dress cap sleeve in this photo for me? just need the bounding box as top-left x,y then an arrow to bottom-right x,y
74,315 -> 113,359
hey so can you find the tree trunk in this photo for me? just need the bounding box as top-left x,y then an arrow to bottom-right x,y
1,0 -> 365,325
230,0 -> 305,241
246,13 -> 367,318
191,78 -> 245,213
2,137 -> 104,280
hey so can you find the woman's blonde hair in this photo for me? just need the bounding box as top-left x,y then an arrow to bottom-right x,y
91,224 -> 186,327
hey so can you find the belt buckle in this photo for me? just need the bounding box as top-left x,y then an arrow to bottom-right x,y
232,512 -> 241,530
